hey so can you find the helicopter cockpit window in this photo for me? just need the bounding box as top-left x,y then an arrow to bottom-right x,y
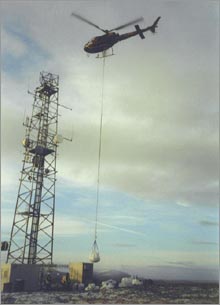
85,38 -> 96,47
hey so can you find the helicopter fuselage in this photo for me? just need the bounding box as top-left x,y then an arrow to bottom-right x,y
84,32 -> 119,53
84,30 -> 140,54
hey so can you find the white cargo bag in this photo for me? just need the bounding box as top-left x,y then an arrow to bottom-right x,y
89,240 -> 100,263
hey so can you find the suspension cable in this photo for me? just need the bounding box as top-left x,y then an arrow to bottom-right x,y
94,56 -> 106,241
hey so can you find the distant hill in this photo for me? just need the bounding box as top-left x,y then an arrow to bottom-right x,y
93,269 -> 130,284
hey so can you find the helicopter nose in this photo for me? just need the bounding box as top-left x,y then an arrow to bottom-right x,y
84,40 -> 94,53
84,46 -> 89,52
84,42 -> 90,52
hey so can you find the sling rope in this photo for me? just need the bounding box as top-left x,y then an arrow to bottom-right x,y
94,56 -> 106,241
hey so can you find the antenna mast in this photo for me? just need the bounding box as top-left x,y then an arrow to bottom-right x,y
7,72 -> 62,264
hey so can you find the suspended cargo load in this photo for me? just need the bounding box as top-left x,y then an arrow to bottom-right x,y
89,240 -> 100,263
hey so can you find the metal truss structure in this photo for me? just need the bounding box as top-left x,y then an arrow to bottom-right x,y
7,72 -> 60,264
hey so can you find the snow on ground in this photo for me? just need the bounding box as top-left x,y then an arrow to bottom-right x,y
1,283 -> 219,304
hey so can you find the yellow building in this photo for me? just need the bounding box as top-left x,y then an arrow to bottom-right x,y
1,264 -> 11,292
69,262 -> 93,285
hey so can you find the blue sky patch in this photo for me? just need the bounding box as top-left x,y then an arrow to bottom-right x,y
2,24 -> 50,75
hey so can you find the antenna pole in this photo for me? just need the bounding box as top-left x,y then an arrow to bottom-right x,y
7,72 -> 60,264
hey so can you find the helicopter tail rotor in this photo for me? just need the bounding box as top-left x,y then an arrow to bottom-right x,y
149,16 -> 161,34
138,16 -> 161,36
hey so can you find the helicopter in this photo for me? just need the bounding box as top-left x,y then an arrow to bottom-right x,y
71,13 -> 161,55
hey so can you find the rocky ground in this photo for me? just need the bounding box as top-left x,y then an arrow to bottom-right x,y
1,282 -> 219,304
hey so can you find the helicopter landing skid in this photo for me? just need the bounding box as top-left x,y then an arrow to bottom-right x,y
96,49 -> 114,59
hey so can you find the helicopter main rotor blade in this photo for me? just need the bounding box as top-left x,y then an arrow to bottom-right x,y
71,12 -> 107,33
110,17 -> 144,31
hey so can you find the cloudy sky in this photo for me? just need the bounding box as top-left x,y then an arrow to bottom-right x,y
1,0 -> 219,281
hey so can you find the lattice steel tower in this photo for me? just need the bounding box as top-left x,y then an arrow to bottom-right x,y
7,72 -> 61,264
